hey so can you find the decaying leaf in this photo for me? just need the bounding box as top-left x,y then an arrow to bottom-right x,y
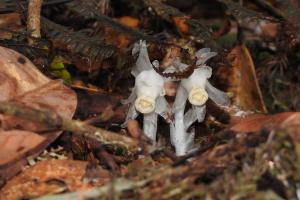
0,160 -> 110,200
229,112 -> 300,133
1,80 -> 77,131
0,46 -> 77,181
0,13 -> 22,39
218,45 -> 267,112
0,130 -> 45,183
0,46 -> 49,100
0,130 -> 45,166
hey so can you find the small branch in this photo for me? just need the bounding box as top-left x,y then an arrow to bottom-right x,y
35,178 -> 149,200
251,0 -> 284,19
27,0 -> 43,42
35,165 -> 189,200
0,101 -> 145,155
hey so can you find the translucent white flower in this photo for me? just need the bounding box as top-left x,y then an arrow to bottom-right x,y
170,48 -> 230,156
179,48 -> 230,107
181,66 -> 212,106
122,40 -> 169,142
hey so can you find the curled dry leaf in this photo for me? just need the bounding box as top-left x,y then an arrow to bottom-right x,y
229,112 -> 300,136
0,160 -> 110,200
0,46 -> 77,181
217,45 -> 267,112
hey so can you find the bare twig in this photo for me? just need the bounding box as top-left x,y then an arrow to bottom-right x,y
35,165 -> 189,200
0,101 -> 146,155
27,0 -> 43,43
251,0 -> 284,19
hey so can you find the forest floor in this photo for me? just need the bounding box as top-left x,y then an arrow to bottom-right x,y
0,0 -> 300,199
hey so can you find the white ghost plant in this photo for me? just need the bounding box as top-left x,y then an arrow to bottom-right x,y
123,41 -> 229,156
170,48 -> 230,156
122,40 -> 169,142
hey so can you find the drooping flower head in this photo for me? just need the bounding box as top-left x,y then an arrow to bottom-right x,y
168,48 -> 230,156
134,69 -> 165,114
122,40 -> 169,142
177,48 -> 230,109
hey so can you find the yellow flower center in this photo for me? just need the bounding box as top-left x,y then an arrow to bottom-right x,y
188,88 -> 208,106
135,96 -> 155,114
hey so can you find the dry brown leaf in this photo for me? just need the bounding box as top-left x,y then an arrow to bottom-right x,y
218,45 -> 267,112
0,46 -> 49,100
0,13 -> 22,39
117,16 -> 140,29
0,160 -> 109,200
1,80 -> 77,131
229,112 -> 300,133
0,130 -> 45,166
228,112 -> 300,150
0,46 -> 77,181
172,16 -> 190,35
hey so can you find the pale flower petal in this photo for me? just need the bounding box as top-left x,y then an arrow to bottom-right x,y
121,87 -> 137,104
155,96 -> 170,120
201,65 -> 212,78
192,105 -> 206,122
131,40 -> 153,77
183,109 -> 197,130
195,48 -> 211,57
184,105 -> 206,130
195,48 -> 217,66
181,68 -> 207,92
206,81 -> 230,106
196,52 -> 217,66
122,104 -> 139,128
135,70 -> 165,99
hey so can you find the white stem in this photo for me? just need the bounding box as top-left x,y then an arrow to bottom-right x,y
143,112 -> 158,142
170,86 -> 195,156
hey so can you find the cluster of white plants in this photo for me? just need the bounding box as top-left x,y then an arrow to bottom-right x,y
123,40 -> 229,156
